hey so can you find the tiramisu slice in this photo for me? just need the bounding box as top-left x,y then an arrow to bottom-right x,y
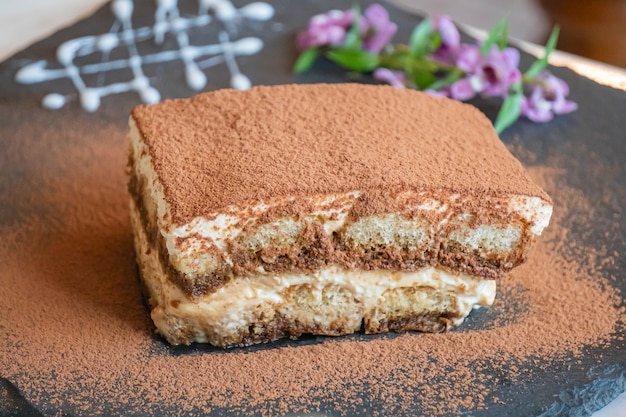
128,84 -> 552,347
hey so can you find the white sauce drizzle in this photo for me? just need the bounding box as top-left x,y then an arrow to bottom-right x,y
14,0 -> 274,111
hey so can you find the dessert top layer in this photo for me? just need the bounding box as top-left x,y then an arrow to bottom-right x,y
131,83 -> 551,224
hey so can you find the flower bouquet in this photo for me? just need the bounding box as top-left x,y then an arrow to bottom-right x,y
294,4 -> 577,133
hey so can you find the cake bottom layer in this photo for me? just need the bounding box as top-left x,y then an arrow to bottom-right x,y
131,200 -> 496,347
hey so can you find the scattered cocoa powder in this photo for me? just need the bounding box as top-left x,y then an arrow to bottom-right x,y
0,112 -> 624,416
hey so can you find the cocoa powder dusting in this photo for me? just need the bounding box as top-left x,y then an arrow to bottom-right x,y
132,84 -> 551,224
0,117 -> 624,416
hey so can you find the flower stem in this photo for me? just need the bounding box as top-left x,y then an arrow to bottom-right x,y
379,49 -> 464,78
521,75 -> 548,87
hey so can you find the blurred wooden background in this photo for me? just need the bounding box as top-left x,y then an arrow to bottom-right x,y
538,0 -> 626,68
0,0 -> 625,66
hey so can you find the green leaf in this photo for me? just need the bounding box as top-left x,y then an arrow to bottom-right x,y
510,79 -> 522,94
430,31 -> 442,52
411,69 -> 436,90
498,20 -> 509,50
480,17 -> 509,55
494,89 -> 523,134
377,50 -> 409,71
409,19 -> 433,58
524,25 -> 560,78
293,47 -> 319,74
326,48 -> 379,72
344,4 -> 362,50
428,69 -> 463,91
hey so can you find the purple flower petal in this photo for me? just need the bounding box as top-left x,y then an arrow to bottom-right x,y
456,45 -> 481,72
508,68 -> 522,85
502,47 -> 520,69
552,97 -> 578,114
520,95 -> 530,116
482,83 -> 504,98
434,15 -> 460,50
522,72 -> 576,122
474,47 -> 522,98
361,4 -> 396,52
529,86 -> 547,104
526,107 -> 554,122
326,25 -> 347,45
364,4 -> 390,28
450,78 -> 477,100
310,13 -> 329,26
522,87 -> 555,122
430,16 -> 461,65
424,88 -> 449,98
326,9 -> 353,26
357,18 -> 369,35
309,29 -> 329,46
469,75 -> 485,92
297,8 -> 355,50
373,68 -> 406,88
544,73 -> 570,96
364,22 -> 397,53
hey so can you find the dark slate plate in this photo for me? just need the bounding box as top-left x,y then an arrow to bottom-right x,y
0,1 -> 625,416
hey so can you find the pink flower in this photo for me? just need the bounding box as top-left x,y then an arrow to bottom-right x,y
521,72 -> 577,122
362,4 -> 397,54
450,44 -> 521,100
424,88 -> 450,98
296,4 -> 396,53
431,15 -> 461,65
297,9 -> 354,50
373,68 -> 405,88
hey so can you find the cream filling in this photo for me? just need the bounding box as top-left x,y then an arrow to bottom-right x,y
130,117 -> 553,276
131,199 -> 495,344
155,268 -> 496,337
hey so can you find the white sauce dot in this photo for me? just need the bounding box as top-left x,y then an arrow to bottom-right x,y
56,40 -> 80,66
200,0 -> 220,8
231,73 -> 251,90
96,34 -> 119,51
157,0 -> 177,10
15,61 -> 46,84
232,37 -> 263,55
42,93 -> 67,109
186,67 -> 207,91
239,3 -> 274,21
80,89 -> 100,112
111,0 -> 134,20
140,87 -> 161,104
215,0 -> 236,20
132,76 -> 150,90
